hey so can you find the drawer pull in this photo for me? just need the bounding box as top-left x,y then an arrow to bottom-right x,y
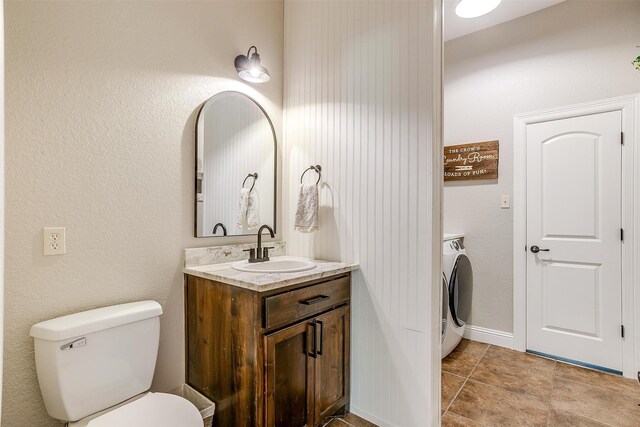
300,295 -> 330,305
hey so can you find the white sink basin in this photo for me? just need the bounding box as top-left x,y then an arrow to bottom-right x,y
232,257 -> 317,274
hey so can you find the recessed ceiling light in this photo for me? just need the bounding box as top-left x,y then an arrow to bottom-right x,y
455,0 -> 502,18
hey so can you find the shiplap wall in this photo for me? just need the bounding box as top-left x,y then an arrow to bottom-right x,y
283,1 -> 442,425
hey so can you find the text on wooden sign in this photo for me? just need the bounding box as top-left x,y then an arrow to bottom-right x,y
444,140 -> 499,181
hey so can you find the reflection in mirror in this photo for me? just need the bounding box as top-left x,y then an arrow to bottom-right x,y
195,92 -> 276,237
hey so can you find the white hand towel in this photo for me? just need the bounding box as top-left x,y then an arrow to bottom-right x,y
246,190 -> 260,231
235,188 -> 250,229
294,184 -> 319,233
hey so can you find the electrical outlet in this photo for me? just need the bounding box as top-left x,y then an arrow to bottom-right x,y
43,227 -> 66,256
501,194 -> 510,209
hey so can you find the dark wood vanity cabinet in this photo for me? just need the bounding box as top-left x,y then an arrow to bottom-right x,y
185,273 -> 351,427
265,305 -> 350,427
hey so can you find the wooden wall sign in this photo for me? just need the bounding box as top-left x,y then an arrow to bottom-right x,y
444,140 -> 499,181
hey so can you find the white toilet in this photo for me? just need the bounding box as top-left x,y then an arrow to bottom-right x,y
30,301 -> 204,427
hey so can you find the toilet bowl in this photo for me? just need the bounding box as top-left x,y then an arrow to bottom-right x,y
30,301 -> 203,427
70,392 -> 203,427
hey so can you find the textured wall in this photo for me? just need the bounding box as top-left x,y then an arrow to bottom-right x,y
444,0 -> 640,333
4,1 -> 282,425
283,1 -> 441,425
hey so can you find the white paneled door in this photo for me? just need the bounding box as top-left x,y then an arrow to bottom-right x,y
526,111 -> 623,371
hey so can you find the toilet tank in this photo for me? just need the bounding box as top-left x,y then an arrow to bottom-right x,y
30,301 -> 163,422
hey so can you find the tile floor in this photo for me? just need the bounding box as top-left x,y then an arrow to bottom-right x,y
323,413 -> 378,427
442,339 -> 640,427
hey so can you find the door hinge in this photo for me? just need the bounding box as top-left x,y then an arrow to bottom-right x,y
621,131 -> 624,145
621,228 -> 624,242
621,325 -> 625,338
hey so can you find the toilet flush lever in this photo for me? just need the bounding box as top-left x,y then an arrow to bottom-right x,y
530,245 -> 550,254
61,337 -> 86,351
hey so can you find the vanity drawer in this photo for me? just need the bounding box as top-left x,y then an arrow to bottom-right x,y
264,276 -> 350,329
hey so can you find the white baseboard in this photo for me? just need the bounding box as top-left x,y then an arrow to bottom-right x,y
349,407 -> 392,427
463,324 -> 515,349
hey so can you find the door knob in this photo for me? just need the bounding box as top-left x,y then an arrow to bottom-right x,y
530,245 -> 550,254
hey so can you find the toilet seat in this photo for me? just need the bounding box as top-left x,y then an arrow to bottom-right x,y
70,392 -> 203,427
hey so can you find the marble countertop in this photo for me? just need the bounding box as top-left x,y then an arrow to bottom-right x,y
183,256 -> 359,292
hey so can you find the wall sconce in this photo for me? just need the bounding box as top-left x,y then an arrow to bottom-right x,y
234,46 -> 271,83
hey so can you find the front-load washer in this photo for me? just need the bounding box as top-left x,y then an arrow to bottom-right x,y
442,234 -> 473,358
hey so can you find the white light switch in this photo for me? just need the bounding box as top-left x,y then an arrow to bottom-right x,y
501,195 -> 510,209
44,227 -> 66,256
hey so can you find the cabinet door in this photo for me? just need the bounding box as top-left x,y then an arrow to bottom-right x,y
314,306 -> 350,425
265,321 -> 315,427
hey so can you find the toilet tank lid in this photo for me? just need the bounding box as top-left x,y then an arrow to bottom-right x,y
30,301 -> 162,342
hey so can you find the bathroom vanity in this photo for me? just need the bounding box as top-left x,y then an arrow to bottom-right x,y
189,87 -> 353,426
183,253 -> 357,427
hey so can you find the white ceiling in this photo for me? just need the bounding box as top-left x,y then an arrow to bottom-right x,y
444,0 -> 566,41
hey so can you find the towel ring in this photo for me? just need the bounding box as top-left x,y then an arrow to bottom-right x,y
242,173 -> 258,192
300,165 -> 322,185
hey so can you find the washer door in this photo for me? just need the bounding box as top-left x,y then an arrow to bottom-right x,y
441,274 -> 448,342
449,254 -> 473,328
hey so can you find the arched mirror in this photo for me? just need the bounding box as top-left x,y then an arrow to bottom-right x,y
195,92 -> 276,237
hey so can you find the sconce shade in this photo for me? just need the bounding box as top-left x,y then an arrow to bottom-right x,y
235,46 -> 271,83
455,0 -> 502,18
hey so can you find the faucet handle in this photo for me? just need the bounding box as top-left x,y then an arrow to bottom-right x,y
243,248 -> 256,261
262,246 -> 274,261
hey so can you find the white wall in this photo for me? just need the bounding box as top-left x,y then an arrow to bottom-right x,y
444,0 -> 640,334
283,1 -> 441,425
4,1 -> 282,425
